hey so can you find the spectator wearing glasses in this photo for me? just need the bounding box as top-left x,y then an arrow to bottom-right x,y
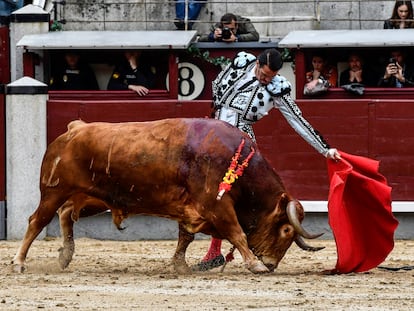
198,13 -> 259,42
192,48 -> 341,272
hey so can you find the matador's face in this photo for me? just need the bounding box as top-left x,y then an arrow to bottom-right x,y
255,62 -> 278,85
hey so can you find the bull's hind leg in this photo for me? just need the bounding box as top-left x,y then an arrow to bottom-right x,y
172,223 -> 194,274
12,196 -> 66,273
57,200 -> 76,270
56,194 -> 110,270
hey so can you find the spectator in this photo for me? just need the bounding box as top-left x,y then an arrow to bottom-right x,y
107,51 -> 156,96
198,13 -> 259,42
49,51 -> 99,90
378,49 -> 414,87
384,0 -> 414,29
192,49 -> 340,271
174,0 -> 207,30
339,53 -> 377,86
304,54 -> 337,93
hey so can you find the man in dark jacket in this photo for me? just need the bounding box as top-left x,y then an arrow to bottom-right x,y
378,49 -> 414,87
198,13 -> 259,42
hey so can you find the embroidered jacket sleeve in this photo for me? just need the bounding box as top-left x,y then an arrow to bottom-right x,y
212,51 -> 257,109
268,77 -> 331,155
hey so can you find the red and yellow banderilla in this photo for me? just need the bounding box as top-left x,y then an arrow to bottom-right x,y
216,138 -> 255,200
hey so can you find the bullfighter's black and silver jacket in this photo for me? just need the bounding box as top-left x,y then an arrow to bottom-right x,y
213,51 -> 330,155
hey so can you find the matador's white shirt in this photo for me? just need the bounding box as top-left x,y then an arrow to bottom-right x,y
213,51 -> 330,155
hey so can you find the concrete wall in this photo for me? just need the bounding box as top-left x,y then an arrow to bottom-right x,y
43,0 -> 395,39
45,212 -> 414,241
6,77 -> 48,240
10,5 -> 49,81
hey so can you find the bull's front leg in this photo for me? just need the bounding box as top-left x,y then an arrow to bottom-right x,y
214,199 -> 269,274
172,223 -> 194,274
227,232 -> 269,274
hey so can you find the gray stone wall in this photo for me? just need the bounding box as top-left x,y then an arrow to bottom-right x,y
48,1 -> 395,38
45,212 -> 414,240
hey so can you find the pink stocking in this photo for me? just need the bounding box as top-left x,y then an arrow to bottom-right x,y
202,238 -> 222,261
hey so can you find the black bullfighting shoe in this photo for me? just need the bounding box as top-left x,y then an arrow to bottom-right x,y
191,254 -> 225,271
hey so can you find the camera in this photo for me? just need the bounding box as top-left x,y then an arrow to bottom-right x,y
221,27 -> 232,40
389,57 -> 397,65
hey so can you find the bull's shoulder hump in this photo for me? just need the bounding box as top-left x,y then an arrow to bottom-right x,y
67,119 -> 86,131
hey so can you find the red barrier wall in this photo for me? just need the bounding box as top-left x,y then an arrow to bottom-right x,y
47,93 -> 414,201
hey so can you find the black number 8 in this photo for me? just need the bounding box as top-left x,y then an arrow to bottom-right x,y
178,66 -> 195,97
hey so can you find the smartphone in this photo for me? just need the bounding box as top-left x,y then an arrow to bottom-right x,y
389,58 -> 397,65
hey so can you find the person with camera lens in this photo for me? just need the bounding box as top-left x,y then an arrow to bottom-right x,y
198,13 -> 259,42
378,49 -> 414,87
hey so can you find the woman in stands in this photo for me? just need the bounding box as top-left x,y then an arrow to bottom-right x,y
384,0 -> 414,29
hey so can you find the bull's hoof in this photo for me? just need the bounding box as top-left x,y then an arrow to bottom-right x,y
171,258 -> 192,274
12,264 -> 26,273
247,260 -> 270,274
173,263 -> 192,274
58,246 -> 74,270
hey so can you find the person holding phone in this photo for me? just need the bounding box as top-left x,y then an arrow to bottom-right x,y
378,49 -> 414,87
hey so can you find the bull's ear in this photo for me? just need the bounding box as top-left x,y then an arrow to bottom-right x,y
271,192 -> 290,219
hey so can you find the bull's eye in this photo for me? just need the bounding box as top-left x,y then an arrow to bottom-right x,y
280,224 -> 293,237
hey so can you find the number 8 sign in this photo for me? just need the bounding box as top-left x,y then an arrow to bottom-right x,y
166,62 -> 205,100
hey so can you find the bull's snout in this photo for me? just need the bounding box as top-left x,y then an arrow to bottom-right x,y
260,256 -> 279,272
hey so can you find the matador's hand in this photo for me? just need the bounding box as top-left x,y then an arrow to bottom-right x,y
325,148 -> 341,160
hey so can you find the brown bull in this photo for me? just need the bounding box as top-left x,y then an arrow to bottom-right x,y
13,118 -> 323,274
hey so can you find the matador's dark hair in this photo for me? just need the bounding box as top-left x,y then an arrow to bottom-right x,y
257,49 -> 283,71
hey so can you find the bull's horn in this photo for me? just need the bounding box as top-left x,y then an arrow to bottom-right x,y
287,201 -> 324,239
295,236 -> 325,252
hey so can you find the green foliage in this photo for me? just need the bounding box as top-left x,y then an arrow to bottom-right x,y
50,20 -> 63,32
187,44 -> 231,67
187,45 -> 295,71
281,48 -> 294,62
